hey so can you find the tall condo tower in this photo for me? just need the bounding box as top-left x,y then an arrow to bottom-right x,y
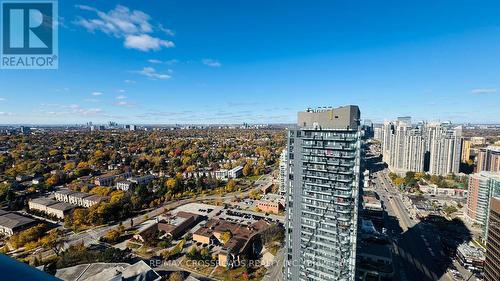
285,105 -> 362,281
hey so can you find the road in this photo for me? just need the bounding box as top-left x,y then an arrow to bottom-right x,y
372,169 -> 452,281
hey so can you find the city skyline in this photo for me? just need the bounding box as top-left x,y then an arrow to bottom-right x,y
1,0 -> 500,124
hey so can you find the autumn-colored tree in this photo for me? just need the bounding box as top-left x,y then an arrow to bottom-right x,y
39,229 -> 65,256
415,172 -> 426,180
394,177 -> 405,186
110,190 -> 125,204
9,224 -> 46,249
168,271 -> 184,281
72,208 -> 88,227
225,179 -> 236,192
90,186 -> 112,196
46,174 -> 60,187
242,164 -> 252,177
102,229 -> 121,243
77,161 -> 89,169
220,231 -> 232,244
64,162 -> 76,171
166,178 -> 177,191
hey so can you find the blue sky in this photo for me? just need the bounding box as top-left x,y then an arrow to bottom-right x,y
1,0 -> 499,124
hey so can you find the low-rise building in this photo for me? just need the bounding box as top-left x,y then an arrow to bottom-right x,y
356,239 -> 394,281
228,166 -> 243,179
158,211 -> 202,239
134,212 -> 202,242
54,189 -> 76,203
133,221 -> 158,243
94,171 -> 132,186
55,260 -> 161,281
28,198 -> 58,213
456,243 -> 485,272
68,192 -> 91,206
0,212 -> 37,236
215,169 -> 229,180
256,200 -> 282,214
81,195 -> 109,208
55,189 -> 108,208
129,175 -> 155,186
116,180 -> 134,191
419,185 -> 468,197
362,190 -> 385,230
45,202 -> 75,219
193,218 -> 275,268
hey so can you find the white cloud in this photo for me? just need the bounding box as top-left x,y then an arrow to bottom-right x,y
91,91 -> 103,96
116,95 -> 127,100
148,59 -> 178,65
74,5 -> 174,52
60,104 -> 104,116
159,24 -> 175,36
471,88 -> 497,94
116,89 -> 126,93
137,67 -> 171,80
165,59 -> 178,65
124,34 -> 174,51
202,59 -> 221,67
124,79 -> 136,84
115,101 -> 135,107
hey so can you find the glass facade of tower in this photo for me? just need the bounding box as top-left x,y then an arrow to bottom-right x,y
285,127 -> 361,281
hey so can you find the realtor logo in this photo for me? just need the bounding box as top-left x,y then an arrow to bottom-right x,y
1,0 -> 58,69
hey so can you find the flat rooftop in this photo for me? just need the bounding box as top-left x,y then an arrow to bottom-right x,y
55,189 -> 75,195
30,198 -> 58,206
0,213 -> 36,229
48,202 -> 75,212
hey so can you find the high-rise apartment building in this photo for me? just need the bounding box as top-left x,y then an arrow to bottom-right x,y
279,149 -> 288,195
461,139 -> 472,162
476,146 -> 500,173
428,124 -> 462,176
380,120 -> 462,176
373,127 -> 382,142
381,119 -> 425,174
285,105 -> 362,281
484,197 -> 500,281
465,172 -> 500,239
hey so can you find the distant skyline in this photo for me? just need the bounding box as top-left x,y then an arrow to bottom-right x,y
1,0 -> 500,124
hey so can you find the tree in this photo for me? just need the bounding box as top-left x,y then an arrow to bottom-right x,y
64,162 -> 76,171
102,229 -> 121,243
39,229 -> 65,256
243,164 -> 252,177
394,177 -> 405,186
415,172 -> 426,180
46,174 -> 60,187
220,231 -> 232,244
72,208 -> 89,227
9,224 -> 46,249
166,178 -> 177,191
169,271 -> 184,281
225,179 -> 236,192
